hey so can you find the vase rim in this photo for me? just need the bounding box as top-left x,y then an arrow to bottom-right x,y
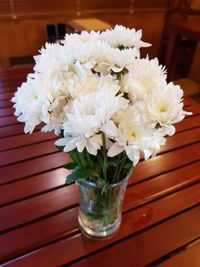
79,169 -> 133,189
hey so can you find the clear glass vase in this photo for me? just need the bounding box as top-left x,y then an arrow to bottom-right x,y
78,173 -> 130,239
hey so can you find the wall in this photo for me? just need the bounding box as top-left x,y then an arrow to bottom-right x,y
0,0 -> 168,67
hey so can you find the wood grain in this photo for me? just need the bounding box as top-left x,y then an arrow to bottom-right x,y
0,9 -> 166,67
0,152 -> 70,184
0,66 -> 200,266
71,207 -> 200,267
159,240 -> 200,267
1,186 -> 199,266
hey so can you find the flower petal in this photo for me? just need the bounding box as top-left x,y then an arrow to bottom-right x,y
63,140 -> 77,152
77,138 -> 87,152
125,146 -> 140,166
101,121 -> 118,137
55,138 -> 70,146
89,134 -> 102,149
107,142 -> 124,157
86,140 -> 98,155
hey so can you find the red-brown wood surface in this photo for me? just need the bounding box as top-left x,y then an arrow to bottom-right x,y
0,65 -> 200,266
159,240 -> 200,267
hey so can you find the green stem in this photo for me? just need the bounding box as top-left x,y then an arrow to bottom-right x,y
69,150 -> 82,168
114,152 -> 127,183
101,132 -> 107,181
78,151 -> 87,168
85,150 -> 94,168
113,153 -> 122,183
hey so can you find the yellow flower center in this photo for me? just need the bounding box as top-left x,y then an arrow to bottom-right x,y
129,129 -> 137,138
159,106 -> 167,113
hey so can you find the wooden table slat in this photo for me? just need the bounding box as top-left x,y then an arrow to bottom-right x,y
0,152 -> 70,185
0,154 -> 199,208
0,101 -> 13,109
0,131 -> 55,152
0,184 -> 79,232
71,207 -> 200,267
175,114 -> 200,132
158,240 -> 200,267
0,92 -> 14,101
160,127 -> 200,153
0,123 -> 42,139
0,116 -> 18,127
0,168 -> 68,206
0,107 -> 14,117
131,142 -> 200,185
0,139 -> 58,167
1,185 -> 199,266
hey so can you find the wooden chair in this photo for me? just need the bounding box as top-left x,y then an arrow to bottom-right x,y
159,0 -> 200,96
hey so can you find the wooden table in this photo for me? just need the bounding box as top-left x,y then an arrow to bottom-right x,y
0,65 -> 200,267
66,18 -> 112,33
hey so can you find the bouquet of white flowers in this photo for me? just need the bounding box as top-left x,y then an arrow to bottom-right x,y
12,25 -> 191,238
12,25 -> 189,186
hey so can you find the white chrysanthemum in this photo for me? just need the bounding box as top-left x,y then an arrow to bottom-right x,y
62,30 -> 101,46
121,57 -> 167,101
101,25 -> 151,49
72,41 -> 111,71
11,77 -> 46,133
41,96 -> 69,135
34,72 -> 72,134
55,89 -> 128,155
143,82 -> 190,135
34,43 -> 73,74
66,71 -> 118,99
103,106 -> 164,165
12,71 -> 71,135
96,47 -> 139,74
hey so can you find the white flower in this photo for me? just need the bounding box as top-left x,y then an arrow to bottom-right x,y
104,106 -> 164,165
12,24 -> 190,166
11,77 -> 46,133
41,96 -> 69,135
66,71 -> 119,99
73,41 -> 110,69
37,71 -> 73,134
101,25 -> 151,49
62,30 -> 101,46
143,82 -> 189,131
56,134 -> 103,155
98,47 -> 139,74
55,89 -> 128,155
121,57 -> 167,101
34,43 -> 73,74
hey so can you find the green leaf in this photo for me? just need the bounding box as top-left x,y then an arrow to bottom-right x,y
69,150 -> 82,166
65,166 -> 101,185
85,151 -> 94,168
65,166 -> 81,184
63,162 -> 77,170
78,151 -> 87,168
76,168 -> 100,180
107,161 -> 117,167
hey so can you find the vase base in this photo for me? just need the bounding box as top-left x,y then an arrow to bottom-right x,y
78,214 -> 121,240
